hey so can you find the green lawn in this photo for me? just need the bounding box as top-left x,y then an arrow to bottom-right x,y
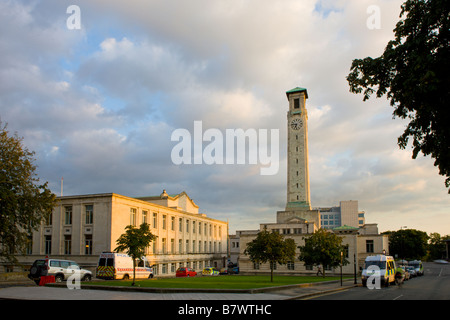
88,275 -> 348,290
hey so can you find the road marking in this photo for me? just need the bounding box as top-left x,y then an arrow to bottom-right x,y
438,268 -> 443,277
393,294 -> 403,300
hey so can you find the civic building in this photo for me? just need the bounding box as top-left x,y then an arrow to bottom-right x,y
4,190 -> 228,276
236,87 -> 388,276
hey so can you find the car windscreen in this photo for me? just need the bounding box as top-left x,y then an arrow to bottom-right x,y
364,261 -> 386,269
50,260 -> 60,267
34,260 -> 46,266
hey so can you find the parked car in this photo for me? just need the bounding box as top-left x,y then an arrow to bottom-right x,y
406,266 -> 416,277
202,267 -> 220,276
408,260 -> 424,276
176,267 -> 197,277
219,268 -> 228,275
399,266 -> 410,280
28,258 -> 92,285
227,266 -> 239,274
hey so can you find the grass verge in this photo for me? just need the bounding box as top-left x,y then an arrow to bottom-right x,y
88,275 -> 350,290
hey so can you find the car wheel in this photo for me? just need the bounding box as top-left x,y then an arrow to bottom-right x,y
30,267 -> 38,276
55,274 -> 64,283
148,274 -> 154,279
83,274 -> 92,282
123,274 -> 129,280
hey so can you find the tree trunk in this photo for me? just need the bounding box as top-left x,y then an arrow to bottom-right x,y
270,265 -> 274,282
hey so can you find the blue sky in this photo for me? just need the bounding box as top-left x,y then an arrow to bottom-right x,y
1,0 -> 449,236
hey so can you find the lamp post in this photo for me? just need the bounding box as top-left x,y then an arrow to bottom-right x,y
400,226 -> 407,264
340,250 -> 343,286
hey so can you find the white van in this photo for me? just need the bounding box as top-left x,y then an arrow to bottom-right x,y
96,252 -> 154,280
361,255 -> 396,287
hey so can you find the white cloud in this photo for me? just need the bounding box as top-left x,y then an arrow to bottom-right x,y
1,0 -> 449,236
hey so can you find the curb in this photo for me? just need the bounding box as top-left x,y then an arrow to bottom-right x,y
46,278 -> 357,295
282,284 -> 360,300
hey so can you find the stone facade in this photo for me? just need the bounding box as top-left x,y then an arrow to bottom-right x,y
3,191 -> 228,276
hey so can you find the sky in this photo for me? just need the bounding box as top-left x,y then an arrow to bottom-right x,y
1,0 -> 449,236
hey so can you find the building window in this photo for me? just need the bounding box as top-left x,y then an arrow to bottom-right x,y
64,206 -> 72,225
179,239 -> 183,253
287,261 -> 295,270
162,238 -> 166,254
26,236 -> 33,255
179,218 -> 183,232
253,262 -> 260,270
186,240 -> 189,253
153,213 -> 157,229
162,215 -> 167,230
171,216 -> 175,231
294,98 -> 299,109
85,235 -> 93,255
85,205 -> 94,225
186,220 -> 190,233
152,239 -> 157,254
130,208 -> 137,226
199,222 -> 202,234
192,221 -> 196,233
366,240 -> 374,253
45,236 -> 51,255
64,235 -> 71,255
170,239 -> 175,253
142,210 -> 148,225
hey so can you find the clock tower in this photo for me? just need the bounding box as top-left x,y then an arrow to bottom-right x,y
286,87 -> 311,210
276,87 -> 320,227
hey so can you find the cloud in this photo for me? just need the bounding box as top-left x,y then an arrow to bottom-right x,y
1,0 -> 449,236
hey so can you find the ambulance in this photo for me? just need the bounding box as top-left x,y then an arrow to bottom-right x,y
96,252 -> 154,280
361,255 -> 396,287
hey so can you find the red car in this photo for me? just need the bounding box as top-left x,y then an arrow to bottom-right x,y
176,267 -> 197,277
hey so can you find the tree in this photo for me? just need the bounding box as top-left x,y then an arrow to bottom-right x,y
427,232 -> 449,260
244,228 -> 296,282
114,223 -> 156,286
298,229 -> 349,277
383,228 -> 429,260
0,122 -> 56,264
347,0 -> 450,193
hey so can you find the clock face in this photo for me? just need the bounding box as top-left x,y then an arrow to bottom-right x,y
291,118 -> 303,130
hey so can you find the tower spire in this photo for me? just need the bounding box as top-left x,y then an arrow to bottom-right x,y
286,87 -> 311,210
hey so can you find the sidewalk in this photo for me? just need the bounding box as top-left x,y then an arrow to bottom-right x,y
0,278 -> 359,300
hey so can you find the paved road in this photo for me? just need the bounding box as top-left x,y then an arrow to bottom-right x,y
0,279 -> 356,300
306,262 -> 450,300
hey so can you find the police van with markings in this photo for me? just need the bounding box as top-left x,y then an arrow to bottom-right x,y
361,255 -> 396,287
96,252 -> 154,280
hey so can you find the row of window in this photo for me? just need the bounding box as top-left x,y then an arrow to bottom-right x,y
155,261 -> 219,275
48,205 -> 224,239
253,262 -> 335,271
42,235 -> 225,256
44,235 -> 93,255
46,205 -> 94,226
130,208 -> 223,238
148,238 -> 224,254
